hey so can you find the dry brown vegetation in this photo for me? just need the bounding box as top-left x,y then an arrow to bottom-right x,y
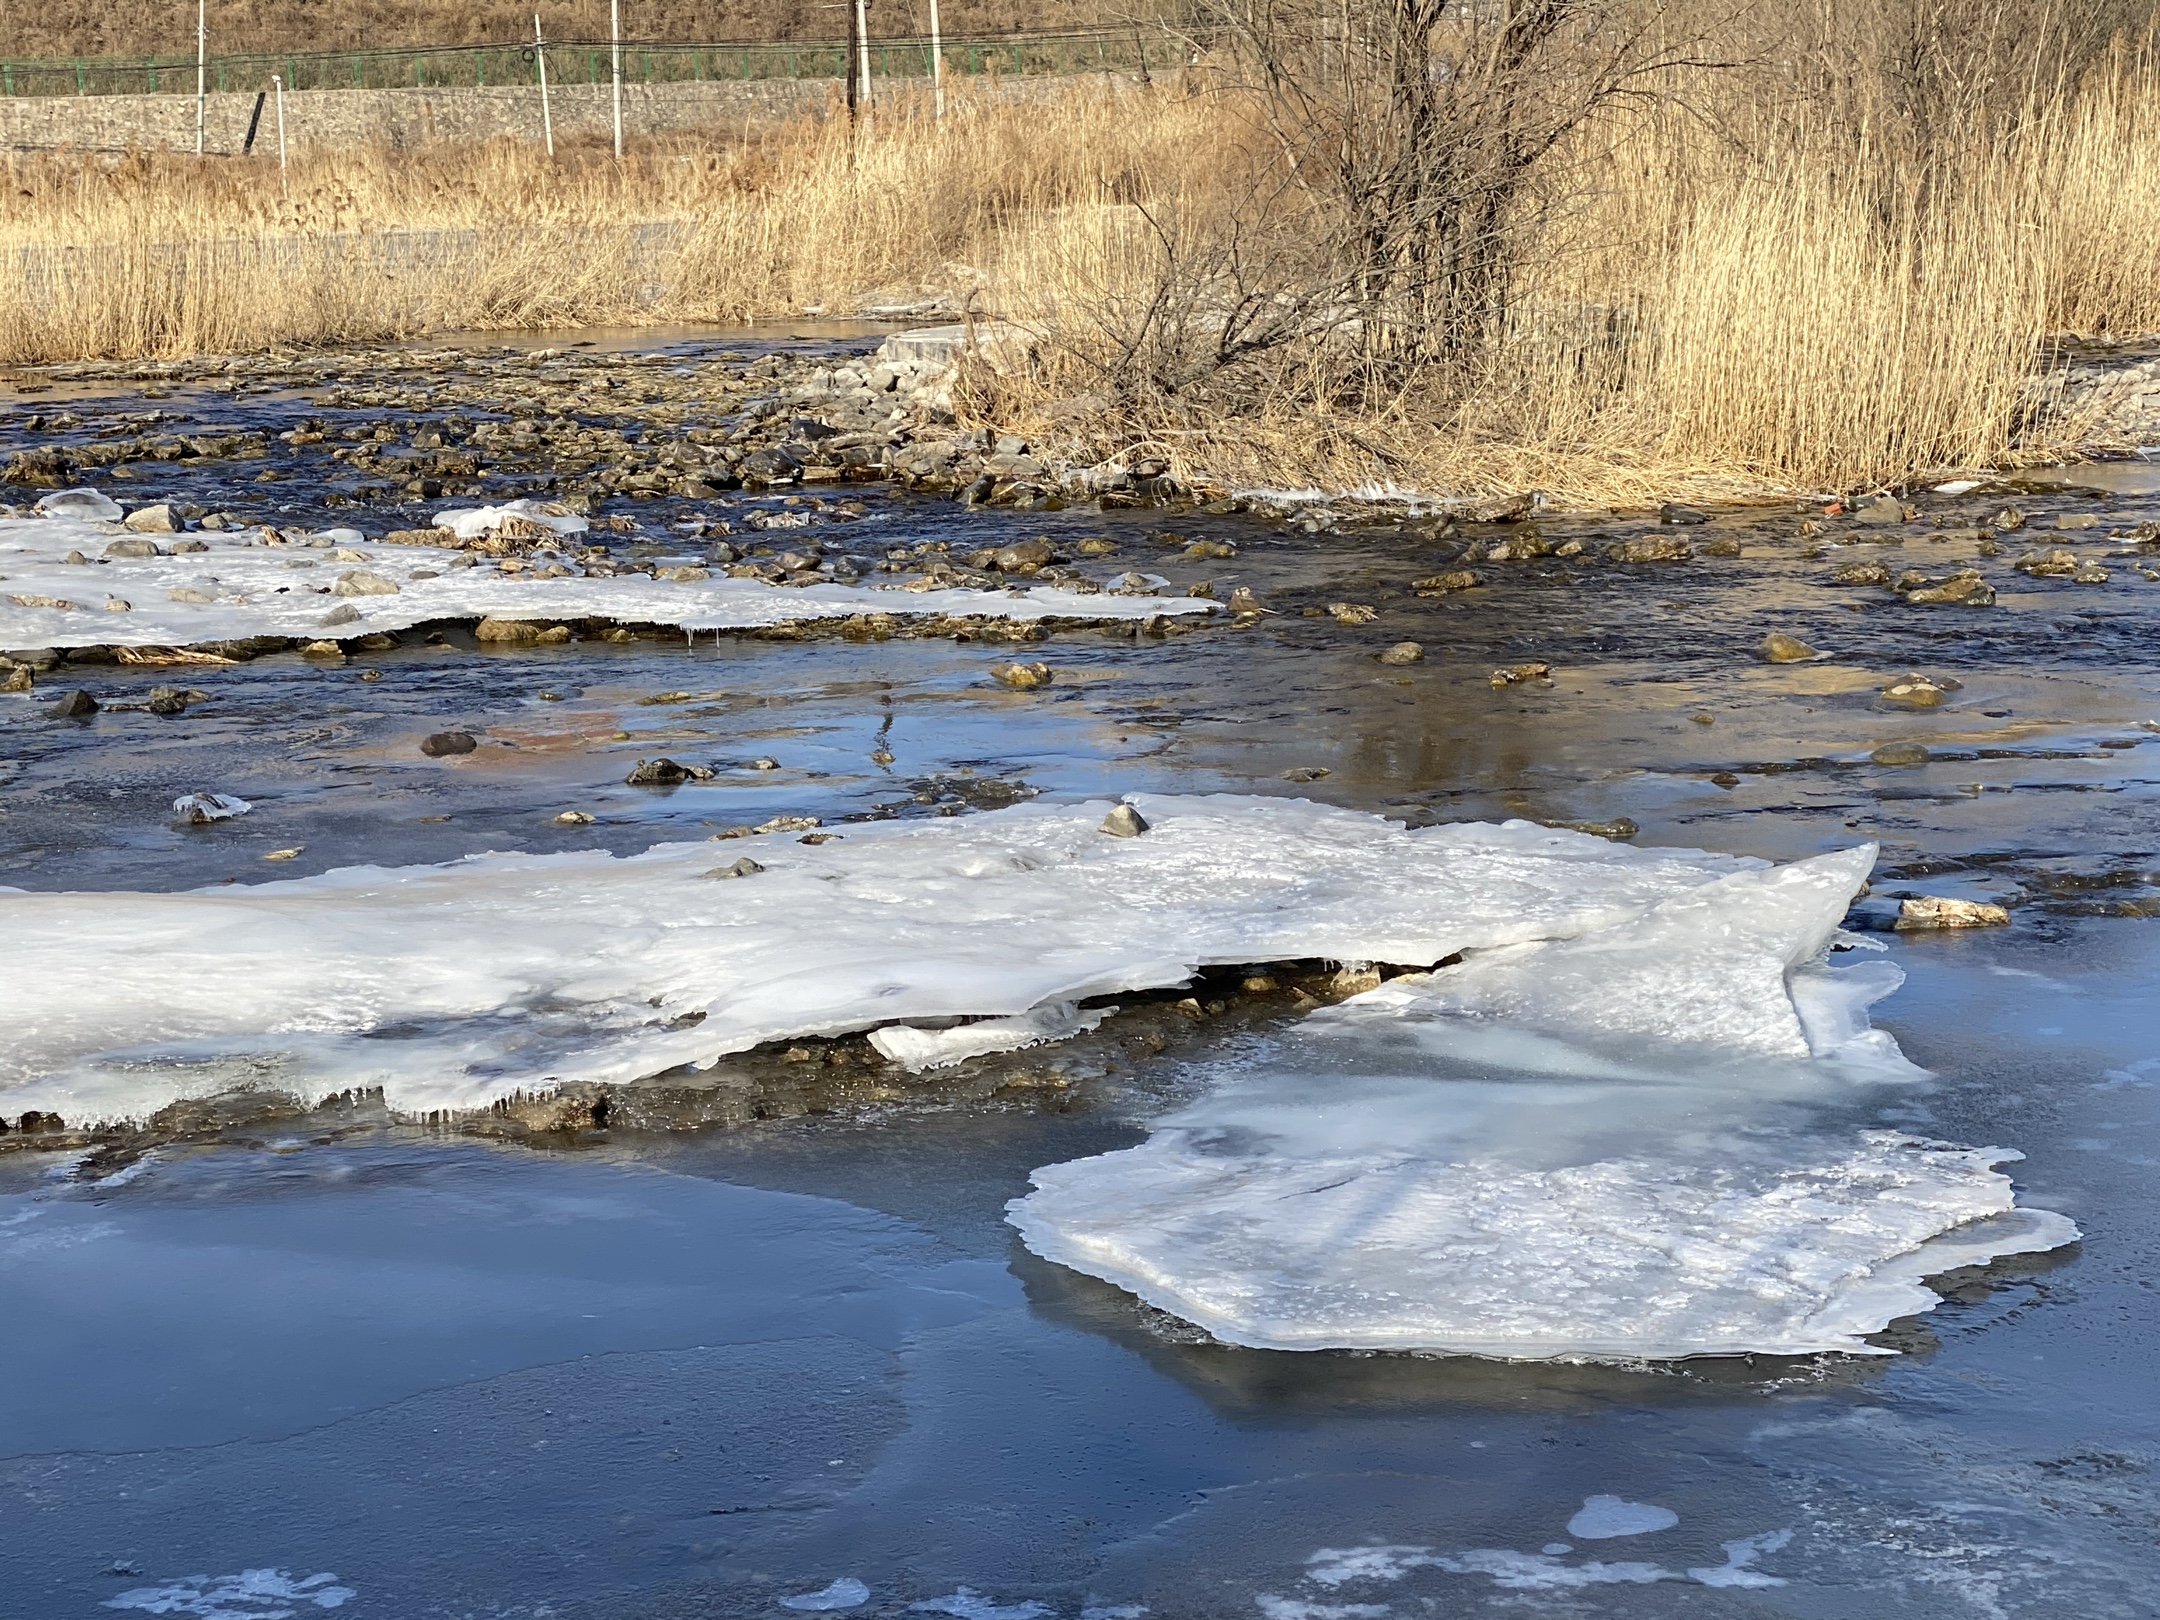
0,0 -> 1115,59
5,0 -> 2160,501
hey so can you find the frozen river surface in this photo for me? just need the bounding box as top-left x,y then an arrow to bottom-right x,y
4,330 -> 2160,1618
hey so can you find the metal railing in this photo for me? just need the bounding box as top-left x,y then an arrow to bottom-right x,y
0,26 -> 1166,98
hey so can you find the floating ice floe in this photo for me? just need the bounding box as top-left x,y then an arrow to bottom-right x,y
0,796 -> 1759,1125
782,1577 -> 872,1611
0,515 -> 1213,649
1008,844 -> 2078,1360
1301,1528 -> 1792,1593
103,1568 -> 354,1616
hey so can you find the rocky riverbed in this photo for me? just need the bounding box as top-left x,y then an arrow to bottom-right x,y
3,325 -> 2159,1620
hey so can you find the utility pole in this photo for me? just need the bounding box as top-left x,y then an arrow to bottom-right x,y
610,0 -> 623,158
929,0 -> 942,119
855,0 -> 871,114
195,0 -> 206,156
272,73 -> 287,190
533,13 -> 554,158
844,0 -> 859,124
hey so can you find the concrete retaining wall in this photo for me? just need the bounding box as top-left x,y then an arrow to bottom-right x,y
0,78 -> 841,153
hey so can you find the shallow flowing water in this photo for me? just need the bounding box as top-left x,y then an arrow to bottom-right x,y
3,329 -> 2159,1619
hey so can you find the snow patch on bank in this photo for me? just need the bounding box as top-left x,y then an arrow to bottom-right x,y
1008,847 -> 2077,1360
0,515 -> 1212,649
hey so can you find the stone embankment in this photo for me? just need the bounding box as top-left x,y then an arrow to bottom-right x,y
0,71 -> 1133,153
0,79 -> 827,154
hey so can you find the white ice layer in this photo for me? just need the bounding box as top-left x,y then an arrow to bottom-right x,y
0,514 -> 1212,649
1008,848 -> 2079,1360
0,796 -> 1763,1125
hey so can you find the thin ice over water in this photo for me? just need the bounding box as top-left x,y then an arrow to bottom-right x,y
0,796 -> 1756,1124
1008,847 -> 2078,1359
0,516 -> 1212,648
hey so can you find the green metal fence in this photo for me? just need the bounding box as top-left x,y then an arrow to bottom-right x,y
0,27 -> 1167,97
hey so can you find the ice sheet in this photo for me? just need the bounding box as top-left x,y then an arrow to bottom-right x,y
0,796 -> 1759,1126
0,515 -> 1212,649
1008,850 -> 2079,1360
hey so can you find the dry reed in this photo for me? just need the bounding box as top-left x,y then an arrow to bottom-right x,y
6,50 -> 2160,499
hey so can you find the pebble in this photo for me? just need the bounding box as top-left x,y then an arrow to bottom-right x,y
1412,570 -> 1479,596
1100,804 -> 1149,837
1490,661 -> 1553,687
421,731 -> 479,757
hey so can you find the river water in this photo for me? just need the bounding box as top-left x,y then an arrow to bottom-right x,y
3,329 -> 2158,1619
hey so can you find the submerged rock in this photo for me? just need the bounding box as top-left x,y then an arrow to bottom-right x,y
1760,631 -> 1820,664
1607,534 -> 1691,562
1906,571 -> 1996,607
991,661 -> 1054,690
1870,742 -> 1931,766
1377,641 -> 1425,665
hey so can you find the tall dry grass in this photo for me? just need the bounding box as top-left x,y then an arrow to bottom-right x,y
6,42 -> 2160,498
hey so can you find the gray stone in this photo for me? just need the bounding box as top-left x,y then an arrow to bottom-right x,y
421,731 -> 479,757
1100,804 -> 1150,837
626,757 -> 691,785
122,503 -> 181,534
47,688 -> 99,718
103,538 -> 162,559
703,857 -> 766,879
333,569 -> 401,596
1760,631 -> 1820,663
